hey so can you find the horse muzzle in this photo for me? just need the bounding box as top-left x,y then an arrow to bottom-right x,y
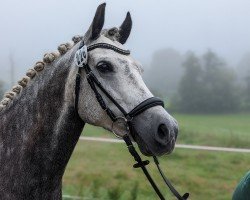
132,106 -> 178,156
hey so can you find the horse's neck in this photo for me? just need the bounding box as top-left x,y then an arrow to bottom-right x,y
0,52 -> 85,199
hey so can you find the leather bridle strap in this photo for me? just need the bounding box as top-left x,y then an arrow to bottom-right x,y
153,156 -> 190,200
75,42 -> 163,120
123,135 -> 165,200
85,64 -> 127,118
74,41 -> 189,200
123,134 -> 189,200
127,97 -> 164,119
87,42 -> 130,55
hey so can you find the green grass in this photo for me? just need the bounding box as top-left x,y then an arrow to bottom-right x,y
63,140 -> 249,200
174,113 -> 250,148
63,114 -> 250,199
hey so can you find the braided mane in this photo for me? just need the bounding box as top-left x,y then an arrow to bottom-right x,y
0,35 -> 83,112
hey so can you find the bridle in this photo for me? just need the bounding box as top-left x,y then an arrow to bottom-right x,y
74,41 -> 189,200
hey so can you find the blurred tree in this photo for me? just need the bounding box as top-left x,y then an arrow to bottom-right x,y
177,50 -> 240,113
245,74 -> 250,101
237,53 -> 250,110
144,48 -> 183,98
202,50 -> 239,112
242,72 -> 250,110
177,52 -> 205,112
0,80 -> 4,99
237,52 -> 250,85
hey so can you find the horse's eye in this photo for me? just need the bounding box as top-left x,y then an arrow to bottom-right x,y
96,61 -> 113,73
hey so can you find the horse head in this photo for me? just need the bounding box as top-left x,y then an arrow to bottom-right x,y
76,3 -> 178,156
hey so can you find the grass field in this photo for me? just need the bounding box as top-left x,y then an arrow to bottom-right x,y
175,113 -> 250,148
63,113 -> 250,199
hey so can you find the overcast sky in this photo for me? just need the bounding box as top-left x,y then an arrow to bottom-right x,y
1,0 -> 250,85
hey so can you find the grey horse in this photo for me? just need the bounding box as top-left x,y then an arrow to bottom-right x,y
0,3 -> 178,199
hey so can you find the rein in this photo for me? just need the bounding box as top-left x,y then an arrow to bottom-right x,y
74,41 -> 189,200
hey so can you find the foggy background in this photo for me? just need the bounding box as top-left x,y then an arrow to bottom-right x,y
1,0 -> 250,113
0,2 -> 249,199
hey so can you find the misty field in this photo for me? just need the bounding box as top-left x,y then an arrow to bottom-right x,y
62,113 -> 250,200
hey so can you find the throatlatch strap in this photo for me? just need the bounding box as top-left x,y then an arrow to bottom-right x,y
75,69 -> 82,112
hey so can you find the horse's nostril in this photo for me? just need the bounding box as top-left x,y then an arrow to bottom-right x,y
157,124 -> 170,140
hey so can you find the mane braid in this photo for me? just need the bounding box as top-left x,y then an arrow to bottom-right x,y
0,35 -> 83,112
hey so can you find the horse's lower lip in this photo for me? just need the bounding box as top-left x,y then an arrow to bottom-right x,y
140,146 -> 152,156
136,136 -> 176,157
134,135 -> 152,156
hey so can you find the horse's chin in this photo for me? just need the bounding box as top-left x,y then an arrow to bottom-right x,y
136,140 -> 175,157
133,132 -> 176,157
137,144 -> 152,156
133,134 -> 153,156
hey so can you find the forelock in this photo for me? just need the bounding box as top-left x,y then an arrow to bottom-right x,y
101,27 -> 120,42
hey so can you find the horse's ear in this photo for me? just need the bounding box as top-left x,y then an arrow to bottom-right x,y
118,12 -> 132,44
84,3 -> 106,41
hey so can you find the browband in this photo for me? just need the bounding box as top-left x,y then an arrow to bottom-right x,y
75,41 -> 130,68
88,43 -> 130,55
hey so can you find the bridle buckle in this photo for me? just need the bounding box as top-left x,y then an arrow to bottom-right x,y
111,116 -> 130,139
125,114 -> 133,122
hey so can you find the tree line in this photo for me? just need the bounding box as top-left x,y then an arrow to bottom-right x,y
144,49 -> 250,113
